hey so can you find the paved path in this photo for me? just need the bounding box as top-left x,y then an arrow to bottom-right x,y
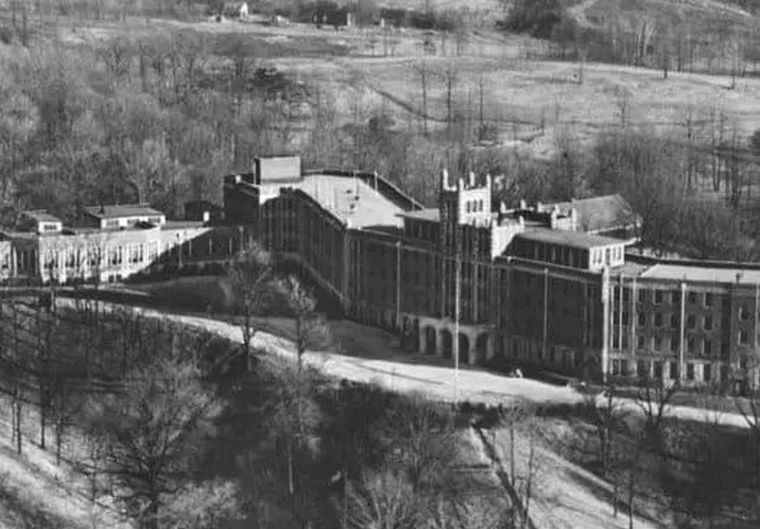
89,302 -> 753,430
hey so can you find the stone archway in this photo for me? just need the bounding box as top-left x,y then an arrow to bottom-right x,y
424,326 -> 437,355
458,333 -> 470,365
441,330 -> 453,359
475,333 -> 489,365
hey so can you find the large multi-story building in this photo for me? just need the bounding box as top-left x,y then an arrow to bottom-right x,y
4,154 -> 760,390
224,156 -> 760,391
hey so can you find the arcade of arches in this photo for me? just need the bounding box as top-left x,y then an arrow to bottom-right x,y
415,316 -> 493,366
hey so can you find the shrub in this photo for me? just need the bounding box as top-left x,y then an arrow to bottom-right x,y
501,0 -> 564,39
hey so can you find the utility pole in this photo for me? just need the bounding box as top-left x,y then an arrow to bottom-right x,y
454,254 -> 461,404
395,240 -> 401,331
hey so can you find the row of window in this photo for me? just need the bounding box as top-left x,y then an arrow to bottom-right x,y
611,359 -> 727,383
464,198 -> 485,214
637,289 -> 715,306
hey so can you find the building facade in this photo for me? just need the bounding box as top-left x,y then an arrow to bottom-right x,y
0,204 -> 243,285
224,156 -> 760,390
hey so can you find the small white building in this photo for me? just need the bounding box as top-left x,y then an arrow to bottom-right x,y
222,2 -> 249,18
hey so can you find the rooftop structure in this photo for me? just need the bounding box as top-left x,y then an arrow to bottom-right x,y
83,204 -> 166,230
22,210 -> 63,235
546,194 -> 641,235
639,263 -> 760,285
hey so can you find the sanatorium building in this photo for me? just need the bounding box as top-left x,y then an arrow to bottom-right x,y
5,155 -> 760,389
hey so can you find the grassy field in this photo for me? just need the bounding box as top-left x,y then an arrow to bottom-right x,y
51,13 -> 760,162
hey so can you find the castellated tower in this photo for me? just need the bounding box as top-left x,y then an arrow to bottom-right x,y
438,169 -> 493,255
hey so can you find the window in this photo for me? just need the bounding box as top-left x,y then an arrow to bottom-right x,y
638,312 -> 646,326
105,219 -> 119,228
670,361 -> 678,379
739,330 -> 749,345
686,363 -> 695,381
688,292 -> 697,304
687,336 -> 695,352
687,315 -> 696,329
622,312 -> 629,325
704,339 -> 712,356
703,364 -> 712,382
637,360 -> 648,378
671,291 -> 680,304
741,358 -> 748,372
637,334 -> 645,350
741,306 -> 752,321
670,337 -> 679,352
654,335 -> 662,350
654,361 -> 663,379
670,314 -> 679,329
654,290 -> 663,304
705,292 -> 714,306
704,316 -> 713,331
654,313 -> 662,327
612,359 -> 620,376
638,289 -> 647,303
621,359 -> 629,375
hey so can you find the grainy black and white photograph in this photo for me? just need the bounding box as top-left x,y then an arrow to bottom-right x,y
2,0 -> 760,528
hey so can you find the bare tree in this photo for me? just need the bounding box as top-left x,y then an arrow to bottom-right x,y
226,241 -> 274,369
83,356 -> 228,529
345,469 -> 419,529
414,60 -> 431,137
635,375 -> 680,458
442,60 -> 460,140
584,385 -> 627,472
281,275 -> 331,370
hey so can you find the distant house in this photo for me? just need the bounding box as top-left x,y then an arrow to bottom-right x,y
222,2 -> 249,18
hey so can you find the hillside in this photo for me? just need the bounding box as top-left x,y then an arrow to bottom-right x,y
55,15 -> 760,161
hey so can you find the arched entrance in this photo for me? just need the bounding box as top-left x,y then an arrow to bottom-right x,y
475,333 -> 489,365
424,326 -> 437,355
442,330 -> 453,359
458,333 -> 470,365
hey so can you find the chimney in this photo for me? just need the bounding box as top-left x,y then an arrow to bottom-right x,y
518,215 -> 525,228
441,168 -> 449,190
550,208 -> 558,229
469,171 -> 476,188
457,177 -> 465,190
536,201 -> 543,213
202,211 -> 211,223
519,198 -> 527,210
486,173 -> 492,190
499,201 -> 508,214
570,207 -> 578,230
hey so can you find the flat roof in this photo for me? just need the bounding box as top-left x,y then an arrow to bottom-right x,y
266,173 -> 406,229
23,210 -> 61,223
83,205 -> 164,220
398,208 -> 440,223
640,264 -> 760,284
516,228 -> 629,250
162,220 -> 206,230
